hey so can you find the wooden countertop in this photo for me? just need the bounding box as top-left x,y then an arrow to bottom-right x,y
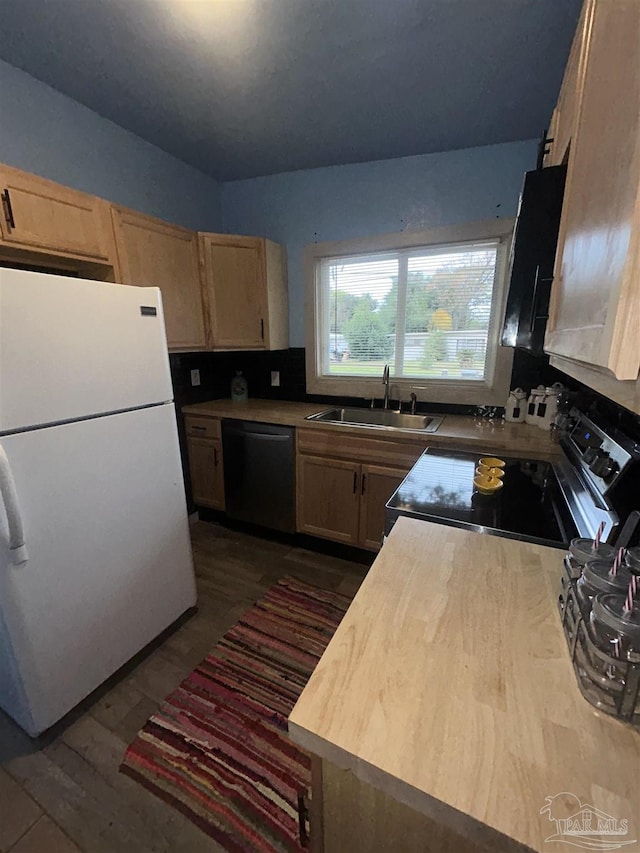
288,518 -> 640,852
181,398 -> 560,458
182,398 -> 322,427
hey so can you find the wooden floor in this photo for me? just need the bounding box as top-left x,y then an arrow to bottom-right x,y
0,521 -> 369,853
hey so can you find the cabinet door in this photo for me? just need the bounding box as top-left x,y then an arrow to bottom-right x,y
112,207 -> 206,351
0,166 -> 114,261
200,234 -> 266,349
317,758 -> 491,853
545,0 -> 640,380
546,2 -> 593,167
358,465 -> 407,551
297,455 -> 360,545
187,437 -> 225,510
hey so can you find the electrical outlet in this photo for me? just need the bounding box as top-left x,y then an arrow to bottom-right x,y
271,370 -> 280,387
190,369 -> 201,386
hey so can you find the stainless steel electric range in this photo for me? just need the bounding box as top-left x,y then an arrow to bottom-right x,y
385,409 -> 640,549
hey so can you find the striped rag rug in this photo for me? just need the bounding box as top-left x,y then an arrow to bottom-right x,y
120,575 -> 350,852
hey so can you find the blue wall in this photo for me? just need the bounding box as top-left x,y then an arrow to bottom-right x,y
0,57 -> 538,348
0,59 -> 221,230
221,140 -> 538,347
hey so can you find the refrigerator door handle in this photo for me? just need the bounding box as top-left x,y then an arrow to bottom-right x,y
0,444 -> 28,565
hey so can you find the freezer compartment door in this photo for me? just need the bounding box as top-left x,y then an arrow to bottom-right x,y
0,403 -> 196,736
0,268 -> 172,433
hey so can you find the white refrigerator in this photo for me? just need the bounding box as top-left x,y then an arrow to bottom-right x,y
0,268 -> 197,736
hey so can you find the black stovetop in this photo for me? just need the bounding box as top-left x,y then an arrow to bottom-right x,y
386,448 -> 578,549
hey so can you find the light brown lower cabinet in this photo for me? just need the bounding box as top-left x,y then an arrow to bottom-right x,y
186,436 -> 225,510
184,416 -> 225,509
296,455 -> 361,544
310,757 -> 493,853
358,464 -> 407,550
297,454 -> 407,550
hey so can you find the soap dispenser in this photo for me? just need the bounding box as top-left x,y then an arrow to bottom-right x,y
230,371 -> 248,402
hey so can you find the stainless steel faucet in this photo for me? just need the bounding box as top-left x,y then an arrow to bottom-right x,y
410,392 -> 417,415
382,363 -> 390,409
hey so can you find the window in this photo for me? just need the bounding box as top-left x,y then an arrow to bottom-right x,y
306,220 -> 514,405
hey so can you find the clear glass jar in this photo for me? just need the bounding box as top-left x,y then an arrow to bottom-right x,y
624,547 -> 640,576
576,559 -> 630,614
565,538 -> 614,580
590,594 -> 640,662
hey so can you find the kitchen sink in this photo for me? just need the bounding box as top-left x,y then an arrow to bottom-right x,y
305,407 -> 444,433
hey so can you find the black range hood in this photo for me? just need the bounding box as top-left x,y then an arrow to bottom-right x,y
502,164 -> 567,355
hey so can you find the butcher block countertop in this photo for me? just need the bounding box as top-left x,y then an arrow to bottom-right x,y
181,398 -> 560,457
288,518 -> 640,852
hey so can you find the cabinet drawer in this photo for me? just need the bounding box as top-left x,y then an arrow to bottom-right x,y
297,427 -> 424,469
184,416 -> 221,440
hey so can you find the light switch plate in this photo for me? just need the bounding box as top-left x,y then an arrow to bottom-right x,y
271,370 -> 280,387
190,369 -> 201,386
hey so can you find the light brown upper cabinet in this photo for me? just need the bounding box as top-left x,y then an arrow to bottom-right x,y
112,206 -> 206,351
545,2 -> 593,168
199,233 -> 289,351
545,0 -> 640,381
0,163 -> 116,264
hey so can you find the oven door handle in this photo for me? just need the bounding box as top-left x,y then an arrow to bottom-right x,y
554,456 -> 615,542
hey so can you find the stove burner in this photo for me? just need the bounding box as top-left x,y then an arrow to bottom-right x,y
386,448 -> 575,548
386,409 -> 640,549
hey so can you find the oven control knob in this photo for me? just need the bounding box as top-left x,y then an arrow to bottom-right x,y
583,447 -> 599,465
590,453 -> 617,481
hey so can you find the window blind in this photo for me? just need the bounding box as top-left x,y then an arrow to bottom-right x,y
319,239 -> 500,382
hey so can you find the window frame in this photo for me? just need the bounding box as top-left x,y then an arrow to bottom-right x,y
305,219 -> 515,405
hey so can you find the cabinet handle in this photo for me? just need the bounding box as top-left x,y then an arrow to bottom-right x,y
353,471 -> 358,494
191,426 -> 206,432
260,318 -> 264,340
361,473 -> 366,495
1,190 -> 15,229
213,447 -> 218,466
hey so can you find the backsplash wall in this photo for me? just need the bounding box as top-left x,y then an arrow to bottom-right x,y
171,347 -> 559,415
171,347 -> 640,513
171,346 -> 640,434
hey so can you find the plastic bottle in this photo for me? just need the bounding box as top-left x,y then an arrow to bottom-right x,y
230,370 -> 248,402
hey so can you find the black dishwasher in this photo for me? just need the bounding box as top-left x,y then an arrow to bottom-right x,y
221,420 -> 295,533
